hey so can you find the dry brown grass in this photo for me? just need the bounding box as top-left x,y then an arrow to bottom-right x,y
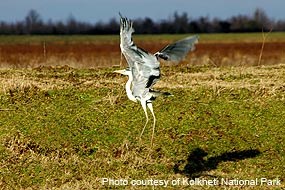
160,64 -> 285,92
0,40 -> 285,68
1,63 -> 285,101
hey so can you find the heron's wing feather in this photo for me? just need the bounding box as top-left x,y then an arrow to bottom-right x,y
119,15 -> 160,94
119,15 -> 136,68
119,14 -> 135,48
155,35 -> 199,62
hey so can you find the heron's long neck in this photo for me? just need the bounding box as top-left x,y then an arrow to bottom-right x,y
126,74 -> 137,102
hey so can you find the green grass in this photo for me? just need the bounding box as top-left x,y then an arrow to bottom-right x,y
0,64 -> 284,189
0,35 -> 119,45
0,32 -> 285,44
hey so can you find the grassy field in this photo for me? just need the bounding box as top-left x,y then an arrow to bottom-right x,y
0,34 -> 285,189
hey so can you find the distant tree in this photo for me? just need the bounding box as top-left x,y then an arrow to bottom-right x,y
189,21 -> 200,33
229,8 -> 272,32
0,21 -> 9,34
25,9 -> 44,34
173,12 -> 189,33
105,18 -> 120,34
53,21 -> 67,34
159,19 -> 174,33
253,8 -> 272,30
15,21 -> 26,34
66,14 -> 78,34
230,14 -> 249,32
134,17 -> 157,34
211,18 -> 231,33
142,18 -> 156,34
275,20 -> 285,31
92,21 -> 105,34
197,16 -> 211,33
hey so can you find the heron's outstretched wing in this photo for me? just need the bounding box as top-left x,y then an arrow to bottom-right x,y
155,35 -> 199,62
119,15 -> 135,68
119,15 -> 161,96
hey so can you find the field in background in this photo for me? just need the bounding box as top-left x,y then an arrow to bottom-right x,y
0,32 -> 285,68
0,34 -> 285,189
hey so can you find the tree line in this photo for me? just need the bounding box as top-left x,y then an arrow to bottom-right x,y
0,8 -> 284,35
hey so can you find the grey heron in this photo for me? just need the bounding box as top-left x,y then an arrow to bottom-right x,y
115,15 -> 198,146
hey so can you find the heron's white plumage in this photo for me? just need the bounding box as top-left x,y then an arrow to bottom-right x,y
120,16 -> 160,99
116,14 -> 198,146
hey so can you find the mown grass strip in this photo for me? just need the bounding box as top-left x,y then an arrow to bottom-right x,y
0,32 -> 285,45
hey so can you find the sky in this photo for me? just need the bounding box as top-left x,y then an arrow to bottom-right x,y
0,0 -> 284,23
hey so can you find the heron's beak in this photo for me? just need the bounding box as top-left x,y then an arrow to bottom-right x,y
114,69 -> 126,75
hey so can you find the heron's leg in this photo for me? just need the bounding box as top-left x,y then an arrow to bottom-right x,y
147,102 -> 156,146
140,100 -> 148,138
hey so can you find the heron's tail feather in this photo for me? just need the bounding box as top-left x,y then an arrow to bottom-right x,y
150,90 -> 173,98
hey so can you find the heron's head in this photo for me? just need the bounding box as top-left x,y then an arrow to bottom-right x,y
113,68 -> 132,76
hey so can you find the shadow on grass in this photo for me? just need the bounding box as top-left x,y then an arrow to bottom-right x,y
174,148 -> 261,179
